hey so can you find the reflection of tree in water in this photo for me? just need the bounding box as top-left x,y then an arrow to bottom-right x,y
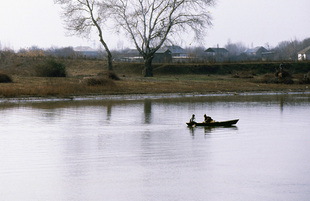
280,96 -> 284,112
144,99 -> 152,124
103,99 -> 153,124
106,102 -> 112,121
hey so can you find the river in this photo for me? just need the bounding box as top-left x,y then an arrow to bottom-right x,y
0,93 -> 309,201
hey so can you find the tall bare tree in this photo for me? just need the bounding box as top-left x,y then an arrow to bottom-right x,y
54,0 -> 113,70
110,0 -> 215,77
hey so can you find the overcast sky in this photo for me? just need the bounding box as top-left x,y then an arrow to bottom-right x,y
0,0 -> 309,50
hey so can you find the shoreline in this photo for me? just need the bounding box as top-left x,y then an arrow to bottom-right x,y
1,90 -> 309,105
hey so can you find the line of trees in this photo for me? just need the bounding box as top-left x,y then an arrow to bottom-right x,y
1,37 -> 310,62
273,38 -> 310,61
1,37 -> 310,68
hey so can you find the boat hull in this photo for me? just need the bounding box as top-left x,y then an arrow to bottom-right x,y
186,119 -> 239,127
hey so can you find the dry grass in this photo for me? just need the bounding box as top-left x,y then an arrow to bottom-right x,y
82,76 -> 116,86
1,74 -> 309,98
0,58 -> 310,98
0,76 -> 116,98
113,75 -> 308,94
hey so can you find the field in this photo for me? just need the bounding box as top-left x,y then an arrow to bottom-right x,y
0,57 -> 310,99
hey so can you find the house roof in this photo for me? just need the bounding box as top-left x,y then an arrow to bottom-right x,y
205,48 -> 229,53
74,46 -> 97,52
126,48 -> 171,55
126,49 -> 140,55
298,46 -> 310,54
165,45 -> 186,54
156,48 -> 171,54
245,46 -> 268,54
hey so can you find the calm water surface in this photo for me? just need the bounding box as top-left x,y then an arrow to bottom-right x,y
0,93 -> 310,201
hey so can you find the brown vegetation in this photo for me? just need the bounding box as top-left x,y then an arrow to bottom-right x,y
0,57 -> 310,98
83,76 -> 116,86
258,69 -> 294,84
98,70 -> 121,80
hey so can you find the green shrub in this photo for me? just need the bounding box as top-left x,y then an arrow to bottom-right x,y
0,73 -> 13,83
35,59 -> 66,77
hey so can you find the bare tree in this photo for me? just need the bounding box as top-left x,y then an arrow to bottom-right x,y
110,0 -> 215,77
274,39 -> 300,61
225,40 -> 246,56
54,0 -> 113,70
224,40 -> 247,61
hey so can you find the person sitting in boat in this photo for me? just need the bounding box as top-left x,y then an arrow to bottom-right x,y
190,114 -> 196,123
204,114 -> 214,123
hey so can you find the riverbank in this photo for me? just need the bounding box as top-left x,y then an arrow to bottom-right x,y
1,59 -> 310,100
0,74 -> 309,103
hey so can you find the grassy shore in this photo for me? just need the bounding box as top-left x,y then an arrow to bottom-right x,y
0,58 -> 310,99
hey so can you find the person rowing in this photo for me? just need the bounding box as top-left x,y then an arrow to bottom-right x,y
189,114 -> 196,123
204,114 -> 214,123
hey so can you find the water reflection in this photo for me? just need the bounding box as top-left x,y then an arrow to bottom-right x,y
107,102 -> 112,121
143,99 -> 152,124
2,92 -> 309,112
188,125 -> 239,136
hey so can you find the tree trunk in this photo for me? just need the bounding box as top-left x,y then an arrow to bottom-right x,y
106,49 -> 113,71
88,2 -> 113,71
144,56 -> 154,77
99,38 -> 113,71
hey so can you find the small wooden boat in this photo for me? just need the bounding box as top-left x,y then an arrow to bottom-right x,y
186,119 -> 239,127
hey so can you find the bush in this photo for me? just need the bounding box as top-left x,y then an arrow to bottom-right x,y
97,70 -> 120,80
0,73 -> 13,83
35,59 -> 66,77
232,71 -> 255,79
260,74 -> 294,84
275,70 -> 291,78
83,76 -> 115,86
107,70 -> 120,80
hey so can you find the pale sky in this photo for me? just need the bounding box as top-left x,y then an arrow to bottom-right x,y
0,0 -> 309,50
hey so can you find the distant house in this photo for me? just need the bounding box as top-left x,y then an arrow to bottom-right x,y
165,45 -> 187,57
245,46 -> 268,56
120,48 -> 171,63
126,49 -> 140,56
74,46 -> 100,58
205,47 -> 229,62
165,45 -> 193,62
120,49 -> 143,62
153,48 -> 172,63
298,46 -> 310,61
261,51 -> 275,61
244,46 -> 272,60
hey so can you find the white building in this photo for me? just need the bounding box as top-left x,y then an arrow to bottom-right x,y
298,46 -> 310,61
74,46 -> 100,58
